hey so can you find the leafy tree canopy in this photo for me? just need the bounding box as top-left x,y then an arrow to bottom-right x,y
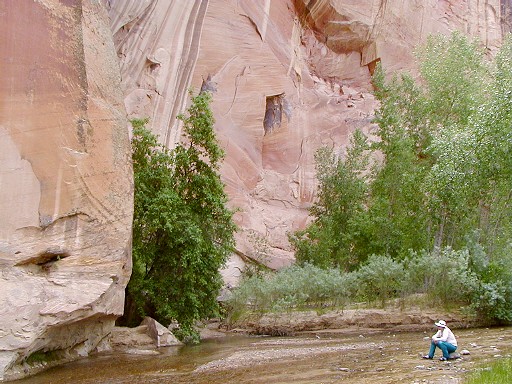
123,91 -> 236,342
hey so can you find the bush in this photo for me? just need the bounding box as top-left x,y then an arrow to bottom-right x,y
355,254 -> 405,306
224,264 -> 357,325
471,280 -> 512,324
470,255 -> 512,324
404,247 -> 479,307
225,246 -> 511,326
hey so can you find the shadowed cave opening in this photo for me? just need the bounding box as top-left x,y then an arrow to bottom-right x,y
367,58 -> 381,76
263,93 -> 287,135
15,249 -> 70,269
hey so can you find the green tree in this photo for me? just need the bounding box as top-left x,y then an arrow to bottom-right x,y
371,32 -> 490,254
418,33 -> 488,249
470,36 -> 512,254
289,129 -> 371,270
369,70 -> 431,257
123,91 -> 236,342
368,32 -> 507,255
291,32 -> 512,271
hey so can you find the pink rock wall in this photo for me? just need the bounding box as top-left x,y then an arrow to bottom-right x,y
195,0 -> 508,272
0,0 -> 509,379
0,0 -> 133,380
106,0 -> 208,146
108,0 -> 509,281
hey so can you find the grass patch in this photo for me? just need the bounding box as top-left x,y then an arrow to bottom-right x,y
465,358 -> 512,384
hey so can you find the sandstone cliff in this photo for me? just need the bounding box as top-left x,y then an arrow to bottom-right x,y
1,0 -> 510,380
0,0 -> 133,380
108,0 -> 510,283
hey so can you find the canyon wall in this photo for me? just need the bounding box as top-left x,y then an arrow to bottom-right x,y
0,1 -> 509,380
109,0 -> 509,282
0,0 -> 133,380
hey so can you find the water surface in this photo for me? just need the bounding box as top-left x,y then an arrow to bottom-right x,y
13,327 -> 512,384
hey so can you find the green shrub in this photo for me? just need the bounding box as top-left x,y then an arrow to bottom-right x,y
470,255 -> 512,324
225,246 -> 511,326
404,247 -> 479,307
471,281 -> 512,324
355,254 -> 405,306
224,264 -> 357,325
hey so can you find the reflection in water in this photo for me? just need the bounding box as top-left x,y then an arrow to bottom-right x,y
13,327 -> 512,384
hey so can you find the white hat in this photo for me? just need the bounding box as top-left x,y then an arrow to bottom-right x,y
435,320 -> 447,328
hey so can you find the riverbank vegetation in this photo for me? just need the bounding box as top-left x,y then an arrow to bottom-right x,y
465,357 -> 512,384
122,91 -> 236,342
225,33 -> 512,328
225,249 -> 510,327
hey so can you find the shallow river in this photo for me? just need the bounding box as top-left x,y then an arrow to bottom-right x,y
13,327 -> 512,384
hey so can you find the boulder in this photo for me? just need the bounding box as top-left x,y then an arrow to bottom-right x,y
107,318 -> 182,352
109,325 -> 156,351
140,317 -> 182,347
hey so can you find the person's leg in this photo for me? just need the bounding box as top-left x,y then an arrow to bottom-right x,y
437,341 -> 449,358
446,343 -> 457,356
427,340 -> 437,358
438,342 -> 457,359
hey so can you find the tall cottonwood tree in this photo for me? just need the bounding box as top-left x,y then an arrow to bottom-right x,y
123,91 -> 236,342
290,129 -> 371,270
292,32 -> 512,269
368,72 -> 432,257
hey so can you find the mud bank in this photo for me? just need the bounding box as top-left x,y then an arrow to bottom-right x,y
225,308 -> 479,337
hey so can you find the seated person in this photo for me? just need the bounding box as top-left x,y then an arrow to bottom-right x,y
423,320 -> 457,361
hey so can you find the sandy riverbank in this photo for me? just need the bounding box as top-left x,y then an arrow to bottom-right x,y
216,307 -> 480,337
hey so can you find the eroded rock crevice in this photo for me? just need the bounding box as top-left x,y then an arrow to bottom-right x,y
263,93 -> 290,135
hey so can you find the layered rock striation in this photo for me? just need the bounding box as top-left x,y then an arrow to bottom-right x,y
0,0 -> 133,380
107,0 -> 509,280
0,1 -> 510,379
